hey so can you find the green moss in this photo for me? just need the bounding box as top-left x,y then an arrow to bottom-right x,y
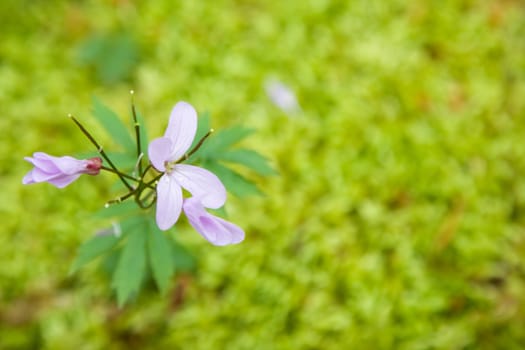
1,0 -> 525,348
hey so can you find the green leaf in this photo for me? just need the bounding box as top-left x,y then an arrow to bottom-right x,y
190,112 -> 211,151
171,238 -> 197,272
147,221 -> 175,294
186,114 -> 271,198
70,233 -> 120,274
104,152 -> 140,171
100,248 -> 121,277
200,126 -> 254,157
205,162 -> 261,197
120,215 -> 149,233
209,206 -> 227,218
112,226 -> 147,306
77,33 -> 139,84
221,149 -> 277,176
91,96 -> 135,153
94,201 -> 140,219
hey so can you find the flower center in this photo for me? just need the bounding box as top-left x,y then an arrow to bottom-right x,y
164,161 -> 176,174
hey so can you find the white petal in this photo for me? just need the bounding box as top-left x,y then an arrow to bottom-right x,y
212,216 -> 245,244
172,164 -> 226,209
164,102 -> 198,161
48,174 -> 82,188
148,137 -> 172,171
155,174 -> 183,230
51,156 -> 87,175
183,198 -> 245,246
22,170 -> 35,184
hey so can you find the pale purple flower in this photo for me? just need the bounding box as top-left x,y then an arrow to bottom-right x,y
22,152 -> 102,188
183,197 -> 244,245
148,102 -> 226,231
265,79 -> 301,114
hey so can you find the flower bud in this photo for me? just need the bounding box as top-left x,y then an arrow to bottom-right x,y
85,157 -> 102,175
22,152 -> 102,188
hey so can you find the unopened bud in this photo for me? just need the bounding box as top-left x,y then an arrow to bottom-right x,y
85,157 -> 102,175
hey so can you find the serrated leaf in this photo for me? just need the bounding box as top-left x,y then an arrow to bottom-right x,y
147,221 -> 175,294
70,233 -> 120,274
112,225 -> 147,306
221,149 -> 277,176
205,161 -> 261,197
92,96 -> 135,153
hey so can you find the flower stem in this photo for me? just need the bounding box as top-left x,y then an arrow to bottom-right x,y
143,173 -> 164,189
103,163 -> 159,207
106,191 -> 135,206
130,90 -> 143,175
134,183 -> 157,209
176,129 -> 214,163
100,166 -> 139,182
69,114 -> 134,191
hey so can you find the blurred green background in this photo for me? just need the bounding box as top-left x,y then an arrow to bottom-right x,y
2,0 -> 525,349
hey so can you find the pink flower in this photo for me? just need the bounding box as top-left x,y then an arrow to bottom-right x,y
183,197 -> 244,246
22,152 -> 102,188
148,102 -> 226,231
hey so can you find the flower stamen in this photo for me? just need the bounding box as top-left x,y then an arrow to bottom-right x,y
164,161 -> 176,174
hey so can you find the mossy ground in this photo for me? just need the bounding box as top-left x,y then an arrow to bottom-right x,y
1,1 -> 525,349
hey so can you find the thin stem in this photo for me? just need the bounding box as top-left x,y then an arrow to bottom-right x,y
134,184 -> 157,209
142,164 -> 152,175
69,114 -> 134,191
105,191 -> 135,207
176,129 -> 214,163
141,188 -> 156,205
130,90 -> 143,175
100,166 -> 141,183
144,173 -> 164,188
132,152 -> 144,178
104,163 -> 159,207
100,166 -> 159,193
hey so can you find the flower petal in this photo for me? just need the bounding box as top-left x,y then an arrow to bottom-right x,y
51,156 -> 87,175
26,153 -> 87,175
172,164 -> 226,209
31,167 -> 62,182
208,216 -> 245,245
164,102 -> 197,161
148,137 -> 172,172
22,168 -> 81,188
22,152 -> 95,188
155,174 -> 183,230
48,174 -> 82,188
22,170 -> 35,185
183,198 -> 245,246
25,154 -> 60,173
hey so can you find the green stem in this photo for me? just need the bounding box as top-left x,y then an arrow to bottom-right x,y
176,129 -> 214,163
130,90 -> 143,175
101,166 -> 140,182
104,163 -> 159,207
69,114 -> 134,191
106,191 -> 135,206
